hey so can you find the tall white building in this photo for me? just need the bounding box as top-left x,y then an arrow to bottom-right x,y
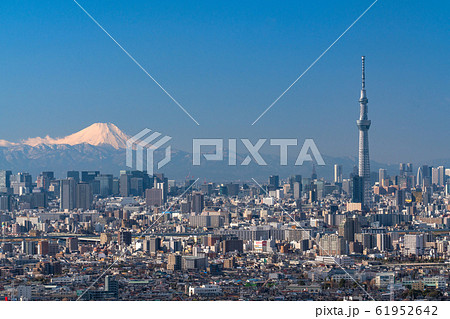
403,234 -> 424,256
334,164 -> 343,183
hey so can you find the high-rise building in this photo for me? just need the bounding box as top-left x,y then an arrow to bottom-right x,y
119,171 -> 131,197
191,192 -> 204,214
118,230 -> 132,246
36,171 -> 54,191
95,174 -> 113,197
81,171 -> 100,183
76,182 -> 93,210
311,164 -> 317,180
104,276 -> 119,299
293,182 -> 302,199
167,253 -> 182,271
268,175 -> 279,189
67,171 -> 80,183
22,241 -> 36,255
432,166 -> 446,186
352,176 -> 364,205
338,217 -> 360,242
376,233 -> 391,251
0,170 -> 12,193
66,237 -> 79,252
356,56 -> 372,210
143,237 -> 161,254
130,177 -> 144,196
37,240 -> 49,255
0,195 -> 11,211
378,169 -> 387,185
60,178 -> 76,210
334,164 -> 343,183
146,188 -> 163,207
403,234 -> 424,256
319,234 -> 347,256
418,165 -> 431,187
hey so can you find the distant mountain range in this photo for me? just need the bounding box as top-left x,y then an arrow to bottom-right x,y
0,123 -> 447,182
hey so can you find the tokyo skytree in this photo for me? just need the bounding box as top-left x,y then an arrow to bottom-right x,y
357,56 -> 372,209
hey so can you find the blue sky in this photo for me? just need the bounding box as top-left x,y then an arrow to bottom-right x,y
0,0 -> 448,163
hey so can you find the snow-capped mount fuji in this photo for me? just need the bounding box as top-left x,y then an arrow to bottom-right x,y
22,123 -> 130,149
0,123 -> 135,177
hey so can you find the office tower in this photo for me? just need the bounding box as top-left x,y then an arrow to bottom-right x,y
11,172 -> 33,195
378,168 -> 387,186
399,163 -> 410,177
416,166 -> 423,186
309,188 -> 317,203
200,183 -> 213,195
36,171 -> 54,190
289,175 -> 302,190
0,170 -> 12,192
181,201 -> 191,213
395,189 -> 405,208
376,233 -> 391,251
22,241 -> 36,255
403,234 -> 424,256
311,164 -> 317,180
406,163 -> 413,175
146,188 -> 163,207
37,240 -> 49,255
341,179 -> 351,195
31,190 -> 47,209
356,56 -> 372,209
76,182 -> 93,210
130,177 -> 144,196
81,171 -> 100,183
438,166 -> 446,186
67,171 -> 80,183
293,182 -> 301,199
418,165 -> 431,187
120,171 -> 151,195
119,171 -> 131,197
0,195 -> 11,211
145,237 -> 161,254
352,176 -> 364,205
66,237 -> 78,252
167,253 -> 182,271
268,175 -> 279,189
112,178 -> 120,195
338,217 -> 360,242
432,166 -> 445,186
220,239 -> 244,253
226,183 -> 239,196
118,230 -> 132,246
192,192 -> 204,214
104,276 -> 119,299
95,174 -> 113,197
154,173 -> 168,202
334,164 -> 343,183
319,234 -> 347,256
60,178 -> 76,210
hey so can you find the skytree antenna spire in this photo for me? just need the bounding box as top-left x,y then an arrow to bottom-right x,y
357,56 -> 372,210
362,56 -> 366,89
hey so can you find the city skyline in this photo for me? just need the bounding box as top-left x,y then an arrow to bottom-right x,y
2,0 -> 450,309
